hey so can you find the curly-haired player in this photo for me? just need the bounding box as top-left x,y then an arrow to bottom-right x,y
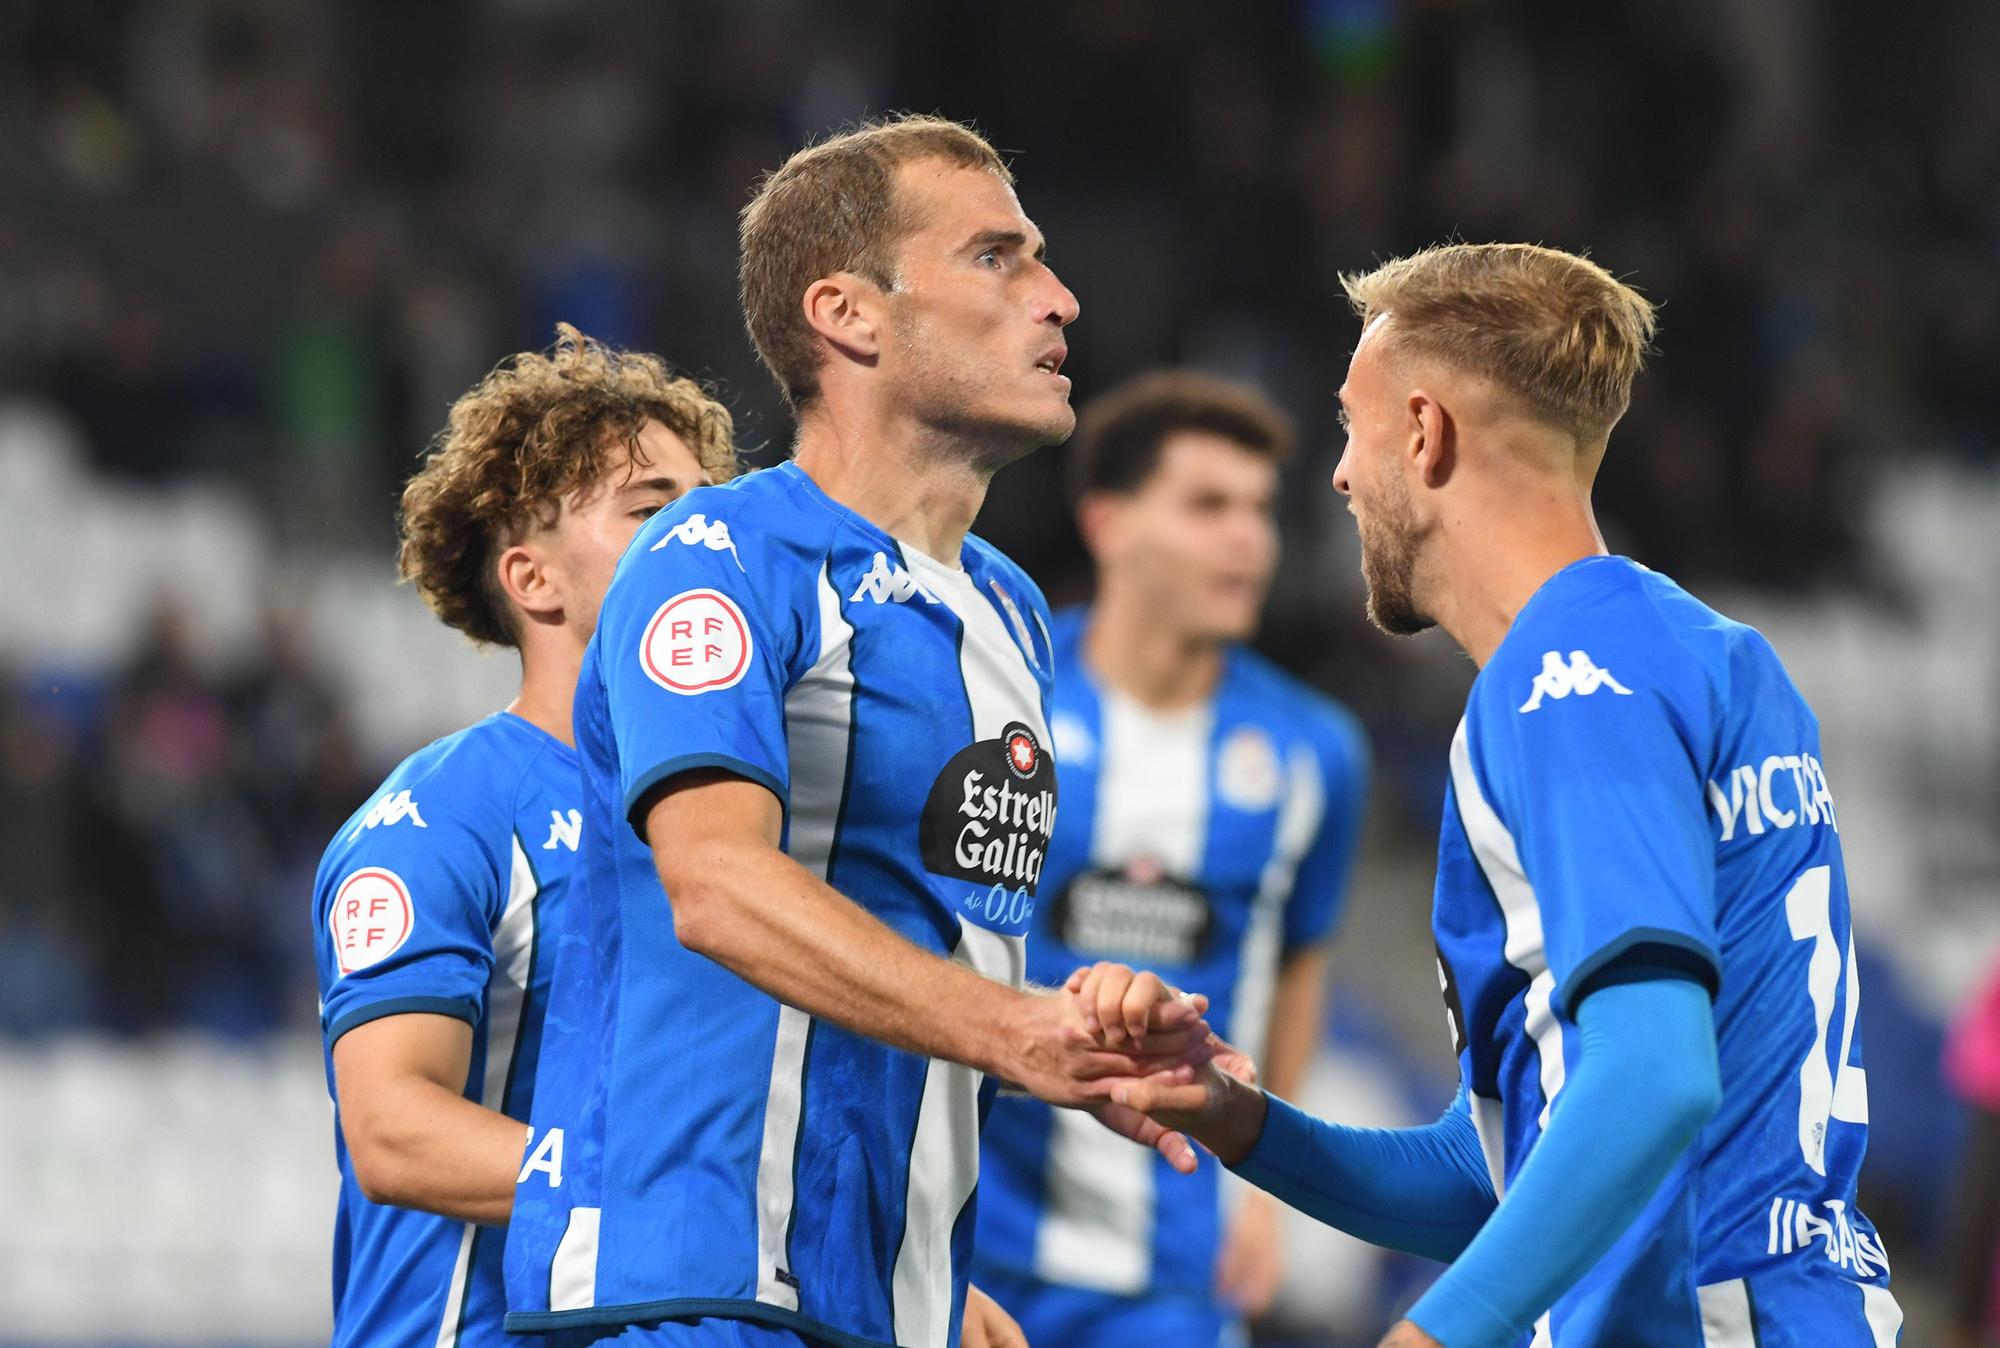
310,324 -> 736,1348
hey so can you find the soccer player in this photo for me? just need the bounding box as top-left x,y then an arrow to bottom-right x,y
974,370 -> 1370,1346
1099,243 -> 1904,1347
311,325 -> 737,1348
503,116 -> 1209,1348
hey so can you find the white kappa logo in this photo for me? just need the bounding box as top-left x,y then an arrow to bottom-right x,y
1518,650 -> 1633,713
641,588 -> 753,695
649,513 -> 744,571
542,809 -> 582,852
849,551 -> 939,605
349,789 -> 426,839
330,867 -> 415,974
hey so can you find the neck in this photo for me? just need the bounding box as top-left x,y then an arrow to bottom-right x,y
1428,476 -> 1606,669
791,396 -> 998,563
1083,594 -> 1226,710
506,635 -> 583,747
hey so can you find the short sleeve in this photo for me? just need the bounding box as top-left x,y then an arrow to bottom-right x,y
1474,627 -> 1721,1017
314,798 -> 506,1050
1282,710 -> 1371,954
597,506 -> 810,828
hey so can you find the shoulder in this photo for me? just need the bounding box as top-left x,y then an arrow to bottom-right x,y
316,717 -> 530,892
1476,558 -> 1724,723
625,465 -> 842,591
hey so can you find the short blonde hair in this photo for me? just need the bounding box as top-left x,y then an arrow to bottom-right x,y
739,113 -> 1013,409
1341,243 -> 1658,444
399,323 -> 739,648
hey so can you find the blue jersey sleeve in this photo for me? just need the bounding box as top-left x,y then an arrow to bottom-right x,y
314,791 -> 507,1049
1473,609 -> 1722,1016
1282,708 -> 1371,954
597,504 -> 814,826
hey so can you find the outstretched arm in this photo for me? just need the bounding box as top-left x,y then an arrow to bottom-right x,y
648,773 -> 1211,1114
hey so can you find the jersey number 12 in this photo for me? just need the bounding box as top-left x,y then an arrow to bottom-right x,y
1784,865 -> 1868,1176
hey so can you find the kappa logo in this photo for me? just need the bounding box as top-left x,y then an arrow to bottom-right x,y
542,808 -> 582,852
650,513 -> 744,571
850,551 -> 939,605
1518,649 -> 1633,713
350,789 -> 426,839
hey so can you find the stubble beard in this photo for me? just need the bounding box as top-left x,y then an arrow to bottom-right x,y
1358,472 -> 1434,638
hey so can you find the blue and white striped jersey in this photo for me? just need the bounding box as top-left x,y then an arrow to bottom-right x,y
504,462 -> 1057,1348
976,609 -> 1368,1302
1434,556 -> 1900,1346
312,712 -> 578,1348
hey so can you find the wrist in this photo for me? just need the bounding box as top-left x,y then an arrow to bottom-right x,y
1206,1077 -> 1270,1166
980,984 -> 1045,1083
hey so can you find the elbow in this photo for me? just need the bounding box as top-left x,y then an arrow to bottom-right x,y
660,857 -> 732,958
346,1130 -> 416,1208
1656,1054 -> 1722,1151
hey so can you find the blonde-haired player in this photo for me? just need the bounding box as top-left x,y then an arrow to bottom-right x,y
1102,243 -> 1902,1348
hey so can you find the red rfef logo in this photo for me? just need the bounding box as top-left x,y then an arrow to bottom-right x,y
330,867 -> 414,975
640,589 -> 753,695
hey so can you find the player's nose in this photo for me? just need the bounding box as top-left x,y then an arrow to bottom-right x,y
1332,445 -> 1354,497
1038,264 -> 1080,328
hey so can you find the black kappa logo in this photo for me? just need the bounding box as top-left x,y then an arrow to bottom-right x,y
919,722 -> 1058,892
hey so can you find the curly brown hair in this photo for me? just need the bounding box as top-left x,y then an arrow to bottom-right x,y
398,323 -> 738,648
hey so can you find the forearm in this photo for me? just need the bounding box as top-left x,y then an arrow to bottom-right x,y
1406,977 -> 1721,1348
345,1078 -> 527,1226
669,836 -> 1023,1075
1231,1088 -> 1497,1262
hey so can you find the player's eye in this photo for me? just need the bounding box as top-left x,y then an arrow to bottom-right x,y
632,503 -> 664,520
978,248 -> 1003,269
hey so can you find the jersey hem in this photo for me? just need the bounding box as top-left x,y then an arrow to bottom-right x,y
324,995 -> 478,1049
1554,927 -> 1721,1018
624,753 -> 789,832
504,1297 -> 896,1347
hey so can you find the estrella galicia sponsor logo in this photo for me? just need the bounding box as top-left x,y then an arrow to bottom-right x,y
919,722 -> 1057,896
1045,857 -> 1213,966
1519,649 -> 1633,712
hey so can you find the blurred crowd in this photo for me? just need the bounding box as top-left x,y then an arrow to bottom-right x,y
0,0 -> 1997,1041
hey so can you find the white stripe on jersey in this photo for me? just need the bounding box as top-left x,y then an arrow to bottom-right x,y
549,1206 -> 602,1312
1860,1283 -> 1903,1347
892,552 -> 1040,1348
1033,692 -> 1211,1295
1449,719 -> 1567,1131
433,835 -> 540,1346
754,562 -> 859,1314
1696,1277 -> 1754,1347
1230,744 -> 1327,1068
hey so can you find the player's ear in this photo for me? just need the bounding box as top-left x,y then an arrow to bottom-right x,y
801,273 -> 883,364
496,541 -> 563,627
1075,490 -> 1128,565
1408,389 -> 1455,488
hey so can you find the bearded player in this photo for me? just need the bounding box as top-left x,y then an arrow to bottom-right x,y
1100,244 -> 1902,1348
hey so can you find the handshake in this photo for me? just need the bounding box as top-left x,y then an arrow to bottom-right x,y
999,959 -> 1270,1172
